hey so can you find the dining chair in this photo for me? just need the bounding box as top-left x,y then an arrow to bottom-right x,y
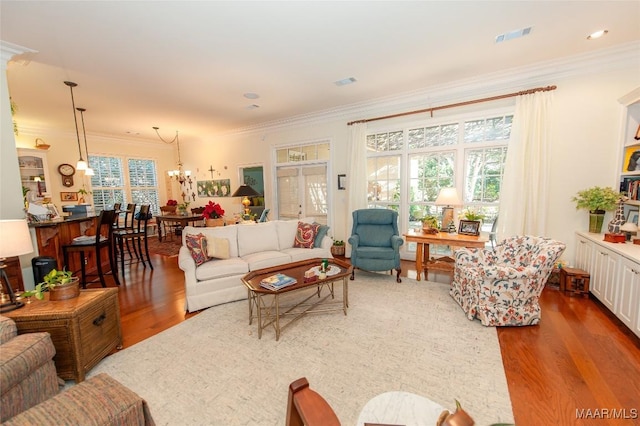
159,205 -> 181,240
286,377 -> 340,426
62,210 -> 120,288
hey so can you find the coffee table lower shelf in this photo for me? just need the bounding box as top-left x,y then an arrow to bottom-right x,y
242,258 -> 352,341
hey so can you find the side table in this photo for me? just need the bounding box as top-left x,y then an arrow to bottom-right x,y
559,267 -> 590,298
4,288 -> 122,382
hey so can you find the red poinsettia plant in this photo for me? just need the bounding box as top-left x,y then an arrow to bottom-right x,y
202,201 -> 225,219
166,199 -> 178,206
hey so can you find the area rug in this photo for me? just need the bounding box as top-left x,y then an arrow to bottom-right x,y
146,235 -> 181,257
89,272 -> 514,425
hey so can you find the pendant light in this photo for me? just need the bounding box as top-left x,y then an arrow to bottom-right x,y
64,81 -> 87,171
76,107 -> 94,176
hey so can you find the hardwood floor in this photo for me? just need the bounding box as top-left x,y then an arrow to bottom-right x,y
111,254 -> 640,425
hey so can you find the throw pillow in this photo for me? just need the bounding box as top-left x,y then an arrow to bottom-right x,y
314,223 -> 330,248
294,221 -> 320,248
185,233 -> 209,266
206,236 -> 230,259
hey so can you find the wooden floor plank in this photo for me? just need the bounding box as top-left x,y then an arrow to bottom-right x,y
109,255 -> 640,425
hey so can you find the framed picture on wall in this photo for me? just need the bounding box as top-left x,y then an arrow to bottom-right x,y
60,191 -> 78,202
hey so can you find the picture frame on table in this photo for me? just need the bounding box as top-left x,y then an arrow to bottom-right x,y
626,209 -> 639,225
458,220 -> 481,236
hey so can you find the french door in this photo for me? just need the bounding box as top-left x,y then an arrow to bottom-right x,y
276,165 -> 328,224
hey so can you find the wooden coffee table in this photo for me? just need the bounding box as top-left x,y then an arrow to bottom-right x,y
241,258 -> 352,341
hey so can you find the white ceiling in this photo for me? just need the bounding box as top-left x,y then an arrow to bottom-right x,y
2,1 -> 639,143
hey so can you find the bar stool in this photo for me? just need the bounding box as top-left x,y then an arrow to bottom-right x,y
62,210 -> 120,288
115,204 -> 154,275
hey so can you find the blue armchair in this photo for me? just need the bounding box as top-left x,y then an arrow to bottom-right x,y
348,209 -> 404,282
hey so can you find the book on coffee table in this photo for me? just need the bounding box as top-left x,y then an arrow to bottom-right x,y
260,273 -> 297,291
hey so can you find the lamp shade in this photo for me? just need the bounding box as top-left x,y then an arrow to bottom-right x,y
231,184 -> 260,198
435,187 -> 462,207
0,219 -> 34,258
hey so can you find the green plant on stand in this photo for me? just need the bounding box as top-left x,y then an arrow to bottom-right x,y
20,269 -> 76,300
572,186 -> 621,233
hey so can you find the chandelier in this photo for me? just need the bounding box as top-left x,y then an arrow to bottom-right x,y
152,127 -> 192,183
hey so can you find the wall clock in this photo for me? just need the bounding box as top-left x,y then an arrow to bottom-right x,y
58,163 -> 76,187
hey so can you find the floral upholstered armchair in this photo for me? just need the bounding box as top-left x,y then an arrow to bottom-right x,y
450,235 -> 565,326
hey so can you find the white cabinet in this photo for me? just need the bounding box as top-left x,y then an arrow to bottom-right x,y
590,244 -> 617,310
574,232 -> 640,338
575,235 -> 594,272
616,257 -> 640,330
17,148 -> 51,199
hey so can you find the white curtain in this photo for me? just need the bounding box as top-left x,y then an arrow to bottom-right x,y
497,91 -> 553,239
346,122 -> 368,255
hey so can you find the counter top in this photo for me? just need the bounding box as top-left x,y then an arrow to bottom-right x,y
576,231 -> 640,263
29,215 -> 98,228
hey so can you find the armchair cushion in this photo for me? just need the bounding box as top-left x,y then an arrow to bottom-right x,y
451,235 -> 565,326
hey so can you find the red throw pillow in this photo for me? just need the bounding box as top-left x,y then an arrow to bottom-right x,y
294,222 -> 320,248
185,233 -> 209,266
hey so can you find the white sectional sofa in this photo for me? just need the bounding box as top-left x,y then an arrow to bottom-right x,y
178,219 -> 333,312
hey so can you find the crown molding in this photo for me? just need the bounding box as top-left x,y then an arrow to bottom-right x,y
224,41 -> 640,137
0,40 -> 37,65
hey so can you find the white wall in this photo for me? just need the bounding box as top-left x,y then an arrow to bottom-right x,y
185,59 -> 640,265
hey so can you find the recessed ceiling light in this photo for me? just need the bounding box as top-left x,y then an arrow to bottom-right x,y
334,77 -> 357,87
495,27 -> 532,43
244,93 -> 260,99
587,30 -> 608,40
245,104 -> 260,110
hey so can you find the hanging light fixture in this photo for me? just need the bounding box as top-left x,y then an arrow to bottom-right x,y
153,126 -> 191,184
76,107 -> 94,176
64,81 -> 87,171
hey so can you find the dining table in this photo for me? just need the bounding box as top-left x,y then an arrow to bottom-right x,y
155,214 -> 203,241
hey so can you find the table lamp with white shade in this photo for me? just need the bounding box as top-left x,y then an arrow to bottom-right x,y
435,187 -> 462,233
0,219 -> 34,313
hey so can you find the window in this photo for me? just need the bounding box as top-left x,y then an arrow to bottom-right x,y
90,156 -> 125,212
366,111 -> 512,239
275,141 -> 329,224
128,159 -> 160,214
89,156 -> 160,214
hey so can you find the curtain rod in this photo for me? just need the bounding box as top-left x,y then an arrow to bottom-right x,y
347,85 -> 557,126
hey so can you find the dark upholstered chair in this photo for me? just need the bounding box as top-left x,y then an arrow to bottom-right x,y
286,377 -> 340,426
348,209 -> 404,283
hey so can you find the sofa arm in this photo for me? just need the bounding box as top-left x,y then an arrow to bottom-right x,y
454,247 -> 497,266
3,373 -> 155,426
0,332 -> 57,392
178,246 -> 195,272
0,315 -> 17,344
348,234 -> 360,248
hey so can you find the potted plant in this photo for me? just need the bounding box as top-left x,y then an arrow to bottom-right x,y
460,208 -> 485,222
331,239 -> 345,256
572,186 -> 621,233
202,201 -> 225,227
177,201 -> 190,216
21,269 -> 80,301
421,215 -> 440,234
77,187 -> 91,204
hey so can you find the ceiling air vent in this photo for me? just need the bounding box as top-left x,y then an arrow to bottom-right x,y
496,27 -> 532,43
334,77 -> 357,87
